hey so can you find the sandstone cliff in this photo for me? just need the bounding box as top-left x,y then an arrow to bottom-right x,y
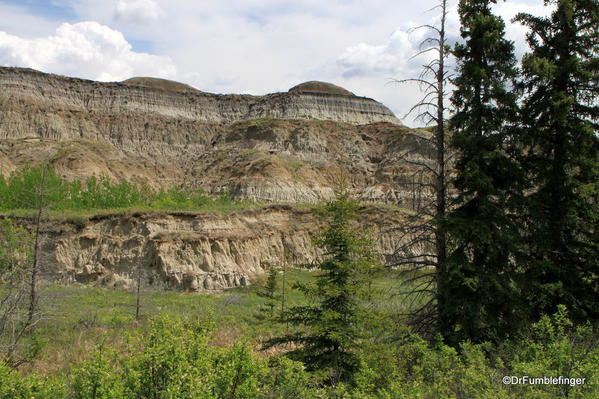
0,67 -> 436,291
0,67 -> 436,206
33,205 -> 407,291
0,67 -> 400,132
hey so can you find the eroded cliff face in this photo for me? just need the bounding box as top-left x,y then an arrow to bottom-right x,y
36,205 -> 407,291
1,68 -> 435,291
0,119 -> 435,207
0,67 -> 400,133
0,67 -> 437,206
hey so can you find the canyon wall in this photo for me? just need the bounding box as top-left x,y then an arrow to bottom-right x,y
36,205 -> 407,291
0,67 -> 435,290
0,67 -> 401,140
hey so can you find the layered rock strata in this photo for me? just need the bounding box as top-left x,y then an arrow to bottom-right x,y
0,68 -> 437,291
0,67 -> 401,134
35,205 -> 406,291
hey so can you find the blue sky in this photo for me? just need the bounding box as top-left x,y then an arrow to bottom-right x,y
0,0 -> 549,125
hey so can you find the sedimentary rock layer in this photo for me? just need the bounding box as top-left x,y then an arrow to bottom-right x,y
0,67 -> 401,134
34,205 -> 407,291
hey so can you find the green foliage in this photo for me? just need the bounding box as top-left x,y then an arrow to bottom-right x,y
0,362 -> 66,399
0,167 -> 240,213
0,284 -> 596,398
257,269 -> 279,319
71,345 -> 127,399
265,192 -> 382,385
0,218 -> 33,276
443,0 -> 526,345
0,166 -> 64,210
0,218 -> 34,362
123,316 -> 216,398
70,315 -> 317,399
501,305 -> 599,399
514,0 -> 599,324
262,356 -> 317,398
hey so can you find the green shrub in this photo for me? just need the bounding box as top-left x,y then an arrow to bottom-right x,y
503,306 -> 599,399
0,362 -> 66,399
0,167 -> 239,213
123,316 -> 215,398
71,346 -> 127,399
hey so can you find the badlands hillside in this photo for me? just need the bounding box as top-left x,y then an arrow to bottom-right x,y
0,67 -> 434,290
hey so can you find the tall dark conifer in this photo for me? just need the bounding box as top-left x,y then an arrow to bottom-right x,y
442,0 -> 524,345
264,192 -> 380,385
515,0 -> 598,323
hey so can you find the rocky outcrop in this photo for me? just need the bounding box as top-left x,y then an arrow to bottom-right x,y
0,68 -> 438,292
35,205 -> 406,291
122,77 -> 204,94
0,116 -> 436,207
0,67 -> 401,135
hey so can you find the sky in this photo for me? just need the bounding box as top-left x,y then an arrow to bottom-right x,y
0,0 -> 551,126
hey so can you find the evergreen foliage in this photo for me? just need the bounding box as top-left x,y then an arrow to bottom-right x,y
0,308 -> 597,398
443,0 -> 526,345
514,0 -> 599,324
265,192 -> 381,385
257,269 -> 279,319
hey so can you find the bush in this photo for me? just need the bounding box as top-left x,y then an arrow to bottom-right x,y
0,167 -> 234,212
0,362 -> 66,399
503,306 -> 599,399
71,346 -> 127,399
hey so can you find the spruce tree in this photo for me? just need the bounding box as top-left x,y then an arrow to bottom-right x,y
515,0 -> 598,323
442,0 -> 525,345
257,268 -> 279,319
264,192 -> 380,385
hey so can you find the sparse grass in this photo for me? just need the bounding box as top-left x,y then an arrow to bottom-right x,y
240,148 -> 261,157
363,202 -> 416,215
214,147 -> 235,161
0,200 -> 266,224
20,268 -> 425,376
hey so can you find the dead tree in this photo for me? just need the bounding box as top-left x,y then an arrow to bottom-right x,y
135,265 -> 142,321
25,166 -> 57,325
0,218 -> 34,365
3,164 -> 62,346
391,0 -> 453,337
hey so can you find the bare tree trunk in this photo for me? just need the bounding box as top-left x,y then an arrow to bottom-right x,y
135,265 -> 142,320
434,0 -> 448,336
27,169 -> 47,326
392,0 -> 451,337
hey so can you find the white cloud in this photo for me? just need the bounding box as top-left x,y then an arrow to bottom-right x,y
115,0 -> 165,24
315,1 -> 552,124
331,26 -> 434,80
0,21 -> 175,81
0,0 -> 553,126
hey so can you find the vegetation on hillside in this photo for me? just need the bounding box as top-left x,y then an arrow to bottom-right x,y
0,0 -> 596,397
0,166 -> 247,214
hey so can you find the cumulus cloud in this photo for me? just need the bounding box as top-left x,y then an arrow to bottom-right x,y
0,21 -> 175,81
114,0 -> 165,24
314,1 -> 552,123
0,0 -> 553,125
333,26 -> 433,79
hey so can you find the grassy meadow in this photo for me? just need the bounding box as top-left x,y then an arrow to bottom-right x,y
24,268 -> 417,375
0,168 -> 597,398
